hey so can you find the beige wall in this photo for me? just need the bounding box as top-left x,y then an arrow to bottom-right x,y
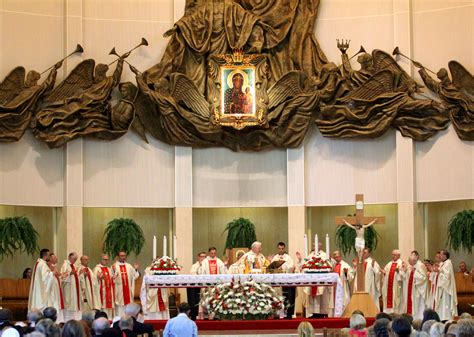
192,208 -> 288,261
0,206 -> 57,278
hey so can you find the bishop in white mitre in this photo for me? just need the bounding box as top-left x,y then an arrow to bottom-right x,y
298,242 -> 333,317
112,251 -> 139,316
331,251 -> 353,314
78,255 -> 100,311
238,241 -> 269,273
60,252 -> 83,321
140,263 -> 170,320
401,253 -> 427,320
93,254 -> 115,318
381,249 -> 404,314
28,249 -> 52,310
433,250 -> 458,321
202,247 -> 227,275
351,247 -> 381,311
45,253 -> 65,323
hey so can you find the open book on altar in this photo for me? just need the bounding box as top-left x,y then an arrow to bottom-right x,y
267,260 -> 286,273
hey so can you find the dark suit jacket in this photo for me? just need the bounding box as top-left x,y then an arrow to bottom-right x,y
112,318 -> 153,337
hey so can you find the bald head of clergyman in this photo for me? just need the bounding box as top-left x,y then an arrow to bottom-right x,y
391,249 -> 401,262
80,255 -> 89,267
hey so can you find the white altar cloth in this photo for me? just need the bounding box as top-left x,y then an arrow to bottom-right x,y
144,273 -> 345,317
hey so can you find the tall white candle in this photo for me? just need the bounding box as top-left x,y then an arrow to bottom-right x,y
325,234 -> 330,258
314,234 -> 319,254
304,234 -> 308,257
163,236 -> 167,257
153,235 -> 157,260
173,235 -> 177,260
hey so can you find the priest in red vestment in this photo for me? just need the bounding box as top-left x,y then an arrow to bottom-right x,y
93,254 -> 115,318
381,249 -> 405,314
112,251 -> 139,316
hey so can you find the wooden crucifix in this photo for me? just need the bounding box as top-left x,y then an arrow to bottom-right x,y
335,194 -> 385,292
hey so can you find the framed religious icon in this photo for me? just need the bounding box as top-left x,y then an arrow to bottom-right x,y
208,50 -> 268,130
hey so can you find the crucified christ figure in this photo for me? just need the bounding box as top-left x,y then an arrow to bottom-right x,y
342,218 -> 377,261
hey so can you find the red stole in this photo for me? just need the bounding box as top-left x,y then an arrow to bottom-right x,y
84,268 -> 95,305
208,259 -> 218,275
100,266 -> 113,308
407,269 -> 415,314
119,264 -> 131,305
156,289 -> 166,311
334,263 -> 342,275
56,274 -> 65,310
70,264 -> 81,310
386,262 -> 398,308
433,272 -> 440,309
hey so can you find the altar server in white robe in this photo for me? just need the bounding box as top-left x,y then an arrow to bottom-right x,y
28,248 -> 52,310
228,250 -> 245,274
297,242 -> 332,317
381,249 -> 405,314
188,252 -> 207,320
351,248 -> 381,311
93,254 -> 115,318
331,250 -> 353,315
140,263 -> 169,320
60,252 -> 83,321
202,247 -> 227,275
271,242 -> 295,318
112,251 -> 139,316
402,253 -> 427,320
78,255 -> 100,311
434,250 -> 458,320
238,241 -> 269,273
45,253 -> 65,323
425,251 -> 441,310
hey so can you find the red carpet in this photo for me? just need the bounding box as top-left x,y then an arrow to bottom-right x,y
147,317 -> 375,331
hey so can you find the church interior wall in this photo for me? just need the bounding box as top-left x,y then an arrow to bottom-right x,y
0,1 -> 473,277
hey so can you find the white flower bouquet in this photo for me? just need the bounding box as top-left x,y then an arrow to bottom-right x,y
150,256 -> 181,275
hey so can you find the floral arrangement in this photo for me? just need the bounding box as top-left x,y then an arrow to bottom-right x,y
150,256 -> 181,275
301,254 -> 332,273
201,279 -> 284,320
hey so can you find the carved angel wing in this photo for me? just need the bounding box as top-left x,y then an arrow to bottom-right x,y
0,67 -> 25,105
43,59 -> 95,103
170,73 -> 210,119
372,49 -> 413,91
449,60 -> 474,97
341,70 -> 395,102
267,71 -> 304,109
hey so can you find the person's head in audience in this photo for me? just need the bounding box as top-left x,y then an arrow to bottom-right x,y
27,332 -> 44,337
351,310 -> 365,317
297,322 -> 314,337
391,317 -> 412,337
94,311 -> 108,320
415,332 -> 429,337
81,311 -> 95,324
421,308 -> 440,326
178,302 -> 191,317
92,318 -> 109,336
373,318 -> 390,337
375,312 -> 392,321
2,328 -> 20,337
429,322 -> 445,337
446,322 -> 458,337
412,319 -> 422,331
118,316 -> 133,332
459,312 -> 472,320
62,320 -> 85,337
78,321 -> 91,337
456,319 -> 474,337
0,308 -> 13,328
124,303 -> 141,319
444,321 -> 456,336
458,261 -> 468,273
349,314 -> 366,331
421,319 -> 436,335
208,247 -> 217,259
43,307 -> 58,322
27,309 -> 44,326
400,313 -> 413,326
36,319 -> 60,337
40,249 -> 50,262
23,268 -> 33,279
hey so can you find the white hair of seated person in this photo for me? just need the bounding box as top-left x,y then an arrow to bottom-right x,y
429,322 -> 445,337
118,316 -> 134,331
251,241 -> 262,249
459,312 -> 472,320
457,319 -> 474,337
421,319 -> 436,334
124,303 -> 141,317
92,318 -> 110,335
350,314 -> 366,331
2,328 -> 20,337
27,309 -> 43,325
81,311 -> 95,323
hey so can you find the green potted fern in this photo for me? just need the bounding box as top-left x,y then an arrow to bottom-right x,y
446,210 -> 473,253
0,216 -> 39,261
103,218 -> 145,257
223,217 -> 257,264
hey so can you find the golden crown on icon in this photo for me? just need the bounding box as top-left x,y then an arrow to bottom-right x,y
231,49 -> 244,63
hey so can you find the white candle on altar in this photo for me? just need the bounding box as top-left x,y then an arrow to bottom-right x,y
325,234 -> 330,258
304,234 -> 308,257
173,235 -> 177,260
163,236 -> 167,257
314,234 -> 319,253
153,235 -> 157,260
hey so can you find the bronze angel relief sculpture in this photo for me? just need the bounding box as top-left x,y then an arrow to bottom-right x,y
0,0 -> 472,148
